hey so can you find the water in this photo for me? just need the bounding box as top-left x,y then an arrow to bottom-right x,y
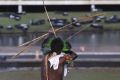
0,32 -> 44,46
69,31 -> 120,51
69,31 -> 120,46
0,31 -> 120,51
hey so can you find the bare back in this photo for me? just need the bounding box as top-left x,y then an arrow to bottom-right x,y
41,54 -> 65,80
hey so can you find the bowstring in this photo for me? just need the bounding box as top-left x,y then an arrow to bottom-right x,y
42,0 -> 57,38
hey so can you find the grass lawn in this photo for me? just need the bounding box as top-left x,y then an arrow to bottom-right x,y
1,11 -> 120,33
0,68 -> 120,80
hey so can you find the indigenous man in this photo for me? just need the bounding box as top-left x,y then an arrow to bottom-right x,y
41,37 -> 77,80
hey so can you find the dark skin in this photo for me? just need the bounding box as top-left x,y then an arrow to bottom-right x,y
41,54 -> 64,80
41,51 -> 77,80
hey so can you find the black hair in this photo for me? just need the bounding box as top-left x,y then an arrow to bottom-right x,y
50,37 -> 64,54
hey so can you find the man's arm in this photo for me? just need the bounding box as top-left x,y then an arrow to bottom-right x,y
64,50 -> 78,60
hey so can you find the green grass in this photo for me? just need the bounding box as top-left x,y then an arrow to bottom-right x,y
0,68 -> 120,80
1,11 -> 120,33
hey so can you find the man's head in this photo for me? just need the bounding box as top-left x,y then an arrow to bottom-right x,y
50,37 -> 64,54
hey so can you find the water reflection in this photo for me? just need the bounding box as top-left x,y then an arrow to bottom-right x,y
0,31 -> 120,48
73,31 -> 119,45
18,36 -> 23,46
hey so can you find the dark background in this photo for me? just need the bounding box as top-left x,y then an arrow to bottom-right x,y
0,5 -> 120,12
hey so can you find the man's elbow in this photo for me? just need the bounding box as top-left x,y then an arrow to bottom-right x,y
64,50 -> 78,60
